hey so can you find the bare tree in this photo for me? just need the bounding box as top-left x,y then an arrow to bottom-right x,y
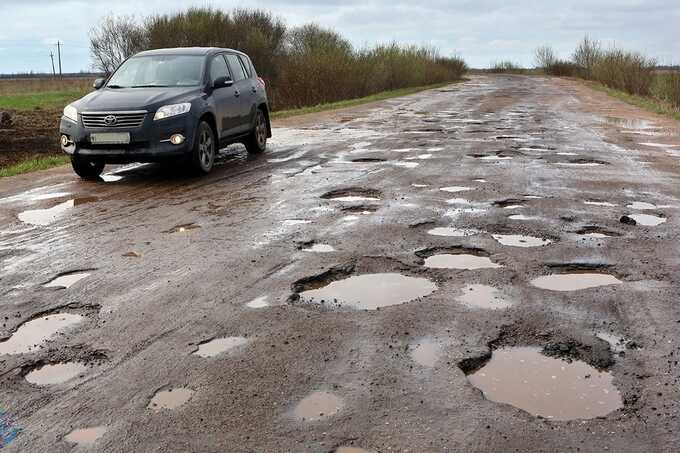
572,35 -> 602,79
89,15 -> 147,74
534,46 -> 556,71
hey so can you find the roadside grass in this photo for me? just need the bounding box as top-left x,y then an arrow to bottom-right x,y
0,155 -> 70,178
271,82 -> 456,119
0,89 -> 88,111
579,79 -> 680,122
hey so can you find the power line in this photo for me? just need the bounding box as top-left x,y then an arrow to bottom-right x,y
49,51 -> 56,76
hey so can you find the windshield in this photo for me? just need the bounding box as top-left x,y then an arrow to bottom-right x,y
107,55 -> 204,88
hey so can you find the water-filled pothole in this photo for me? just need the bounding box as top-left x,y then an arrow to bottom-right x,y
303,244 -> 336,253
351,158 -> 387,163
247,296 -> 269,308
627,202 -> 657,210
464,346 -> 622,420
44,271 -> 91,289
294,391 -> 343,421
64,426 -> 107,445
335,447 -> 375,453
424,254 -> 501,270
584,200 -> 617,207
575,226 -> 621,238
410,338 -> 441,367
0,313 -> 84,355
148,388 -> 194,411
298,273 -> 437,310
321,187 -> 382,202
558,159 -> 608,167
531,273 -> 621,291
25,362 -> 88,386
492,234 -> 552,248
193,337 -> 248,358
458,284 -> 512,309
625,213 -> 666,226
440,186 -> 472,193
164,223 -> 201,234
427,227 -> 479,237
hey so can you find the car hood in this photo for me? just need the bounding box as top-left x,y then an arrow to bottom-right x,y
73,87 -> 202,112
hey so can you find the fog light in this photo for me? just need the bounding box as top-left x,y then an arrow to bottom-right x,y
170,134 -> 185,145
60,135 -> 71,147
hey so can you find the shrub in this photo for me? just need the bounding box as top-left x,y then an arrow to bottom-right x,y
652,72 -> 680,109
591,48 -> 656,96
572,36 -> 602,79
489,61 -> 525,74
545,60 -> 578,77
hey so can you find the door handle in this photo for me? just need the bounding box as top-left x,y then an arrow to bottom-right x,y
234,90 -> 240,97
251,86 -> 257,93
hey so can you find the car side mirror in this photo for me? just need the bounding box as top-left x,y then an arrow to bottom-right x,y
93,78 -> 105,90
213,76 -> 234,88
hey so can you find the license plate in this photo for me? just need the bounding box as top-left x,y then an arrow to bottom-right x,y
90,132 -> 131,145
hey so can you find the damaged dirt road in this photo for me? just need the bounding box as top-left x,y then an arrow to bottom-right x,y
1,75 -> 680,452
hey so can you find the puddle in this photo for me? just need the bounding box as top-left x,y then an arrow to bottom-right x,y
193,337 -> 247,358
293,391 -> 343,421
351,158 -> 386,163
479,155 -> 512,161
575,226 -> 620,238
321,188 -> 381,202
148,388 -> 194,411
446,198 -> 473,205
508,214 -> 539,221
247,296 -> 269,308
25,362 -> 88,386
405,153 -> 433,160
427,227 -> 478,237
502,204 -> 524,210
336,447 -> 375,453
531,273 -> 621,291
299,273 -> 437,310
17,200 -> 75,226
557,159 -> 607,167
627,202 -> 656,210
440,186 -> 472,193
0,313 -> 84,355
283,219 -> 312,225
394,161 -> 419,168
411,183 -> 429,188
627,213 -> 666,226
597,332 -> 628,353
164,223 -> 201,233
466,346 -> 622,420
410,338 -> 441,367
64,426 -> 107,445
44,271 -> 91,289
303,244 -> 335,253
424,254 -> 502,270
584,200 -> 617,207
639,142 -> 679,148
492,234 -> 552,248
473,178 -> 487,183
458,284 -> 513,309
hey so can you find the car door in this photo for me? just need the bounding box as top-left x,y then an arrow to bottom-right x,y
208,54 -> 240,139
224,53 -> 251,135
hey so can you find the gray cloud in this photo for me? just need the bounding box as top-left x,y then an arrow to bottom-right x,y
1,0 -> 677,73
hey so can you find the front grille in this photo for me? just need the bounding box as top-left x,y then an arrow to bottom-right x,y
81,111 -> 147,129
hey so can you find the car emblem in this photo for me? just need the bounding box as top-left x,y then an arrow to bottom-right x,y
104,115 -> 117,126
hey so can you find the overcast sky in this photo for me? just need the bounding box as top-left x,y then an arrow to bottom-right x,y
0,0 -> 678,74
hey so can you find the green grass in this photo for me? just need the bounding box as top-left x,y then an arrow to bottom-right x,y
579,79 -> 680,121
0,89 -> 88,111
271,82 -> 456,119
0,155 -> 70,178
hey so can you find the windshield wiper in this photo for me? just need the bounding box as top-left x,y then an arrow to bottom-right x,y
130,84 -> 170,88
107,84 -> 125,89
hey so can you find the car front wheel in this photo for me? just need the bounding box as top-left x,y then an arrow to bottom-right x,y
71,156 -> 105,180
245,109 -> 267,154
190,121 -> 216,174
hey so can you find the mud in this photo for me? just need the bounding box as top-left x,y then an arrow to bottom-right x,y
458,284 -> 513,310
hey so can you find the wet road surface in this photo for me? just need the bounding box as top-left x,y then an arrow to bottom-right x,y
1,75 -> 680,452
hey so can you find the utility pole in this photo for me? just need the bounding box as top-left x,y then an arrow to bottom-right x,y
56,41 -> 62,77
49,51 -> 56,76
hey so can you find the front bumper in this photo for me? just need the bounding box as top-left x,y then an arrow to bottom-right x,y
59,114 -> 194,163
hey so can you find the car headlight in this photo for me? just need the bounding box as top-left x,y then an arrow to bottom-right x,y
63,104 -> 78,122
154,103 -> 191,121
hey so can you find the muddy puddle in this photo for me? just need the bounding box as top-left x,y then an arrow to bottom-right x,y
321,188 -> 381,202
627,201 -> 657,210
164,223 -> 201,234
410,338 -> 441,367
584,200 -> 617,207
25,362 -> 87,386
458,284 -> 512,309
335,447 -> 375,453
299,273 -> 437,310
43,271 -> 91,289
465,346 -> 622,420
531,273 -> 621,291
508,214 -> 540,221
597,332 -> 629,353
17,197 -> 98,226
193,337 -> 248,358
626,213 -> 666,226
427,227 -> 479,237
575,226 -> 621,238
64,426 -> 107,445
557,159 -> 607,167
247,296 -> 269,308
492,234 -> 552,248
303,244 -> 336,253
0,313 -> 84,355
293,391 -> 343,421
424,254 -> 502,270
148,388 -> 194,411
440,186 -> 472,193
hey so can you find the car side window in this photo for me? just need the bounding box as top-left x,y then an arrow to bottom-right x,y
237,55 -> 251,78
210,55 -> 230,84
226,54 -> 247,82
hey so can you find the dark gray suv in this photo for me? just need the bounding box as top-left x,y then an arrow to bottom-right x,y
59,47 -> 271,178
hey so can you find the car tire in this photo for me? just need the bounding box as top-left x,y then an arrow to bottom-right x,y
71,156 -> 105,180
245,109 -> 267,154
190,121 -> 216,174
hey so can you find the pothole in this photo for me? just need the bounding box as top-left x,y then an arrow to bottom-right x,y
64,426 -> 107,445
410,338 -> 441,367
298,273 -> 437,310
25,361 -> 88,386
626,202 -> 657,210
321,188 -> 382,202
341,205 -> 378,213
335,447 -> 375,453
164,223 -> 201,234
596,332 -> 629,354
584,200 -> 617,207
44,271 -> 92,289
17,200 -> 75,226
575,226 -> 622,238
0,313 -> 84,355
427,227 -> 479,237
493,198 -> 525,208
623,213 -> 667,226
458,284 -> 512,309
557,159 -> 608,167
148,388 -> 194,411
492,234 -> 552,248
303,244 -> 336,253
193,337 -> 248,358
440,186 -> 472,193
531,273 -> 621,291
246,296 -> 269,309
351,158 -> 387,163
463,346 -> 622,420
293,391 -> 343,421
